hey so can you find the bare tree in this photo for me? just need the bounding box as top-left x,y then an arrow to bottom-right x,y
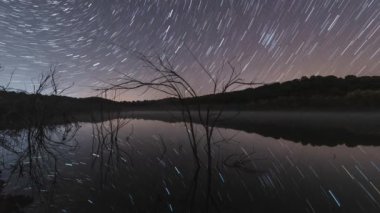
0,63 -> 73,95
0,65 -> 16,92
98,47 -> 260,211
33,65 -> 73,95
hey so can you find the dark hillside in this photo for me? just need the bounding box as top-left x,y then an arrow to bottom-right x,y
2,75 -> 380,128
0,91 -> 126,128
128,75 -> 380,110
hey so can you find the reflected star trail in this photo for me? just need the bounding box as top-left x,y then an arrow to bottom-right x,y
0,0 -> 379,99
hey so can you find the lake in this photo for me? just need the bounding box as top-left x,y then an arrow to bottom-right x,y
0,112 -> 380,212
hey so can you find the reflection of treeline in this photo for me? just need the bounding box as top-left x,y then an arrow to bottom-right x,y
127,75 -> 380,110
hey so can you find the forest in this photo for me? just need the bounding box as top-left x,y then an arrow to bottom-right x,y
2,75 -> 380,128
125,75 -> 380,110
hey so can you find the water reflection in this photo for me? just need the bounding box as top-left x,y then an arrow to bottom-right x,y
0,114 -> 379,212
0,122 -> 79,212
0,178 -> 33,212
126,111 -> 380,147
90,111 -> 133,189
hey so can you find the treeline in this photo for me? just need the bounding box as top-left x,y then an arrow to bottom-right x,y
125,75 -> 380,110
0,90 -> 126,127
2,75 -> 380,125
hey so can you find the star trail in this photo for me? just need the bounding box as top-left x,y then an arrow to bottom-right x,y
0,0 -> 379,99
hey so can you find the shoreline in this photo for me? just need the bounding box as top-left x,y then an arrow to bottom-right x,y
2,110 -> 380,146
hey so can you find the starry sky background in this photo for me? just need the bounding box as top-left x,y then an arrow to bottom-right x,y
0,0 -> 379,100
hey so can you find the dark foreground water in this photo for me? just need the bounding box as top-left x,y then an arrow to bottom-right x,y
1,113 -> 380,212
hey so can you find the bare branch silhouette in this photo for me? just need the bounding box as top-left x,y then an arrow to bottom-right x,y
0,65 -> 16,92
97,45 -> 261,211
33,65 -> 74,95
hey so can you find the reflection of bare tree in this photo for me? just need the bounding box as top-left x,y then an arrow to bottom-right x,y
0,122 -> 79,211
99,47 -> 259,211
90,92 -> 134,188
223,149 -> 261,174
13,124 -> 79,185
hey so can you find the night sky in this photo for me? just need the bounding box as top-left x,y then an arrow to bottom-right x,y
0,0 -> 379,100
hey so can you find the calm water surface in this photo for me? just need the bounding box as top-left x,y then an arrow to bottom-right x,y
0,116 -> 380,212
